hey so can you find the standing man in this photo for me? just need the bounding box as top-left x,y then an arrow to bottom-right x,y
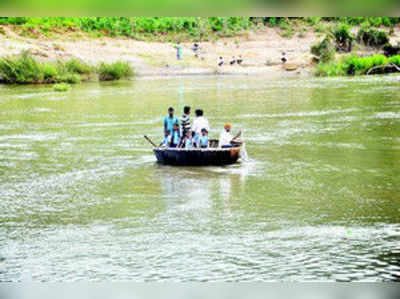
175,42 -> 182,60
164,107 -> 179,134
191,109 -> 210,137
180,106 -> 191,138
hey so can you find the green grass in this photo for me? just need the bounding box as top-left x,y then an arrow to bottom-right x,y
0,51 -> 132,84
98,61 -> 133,81
315,54 -> 400,77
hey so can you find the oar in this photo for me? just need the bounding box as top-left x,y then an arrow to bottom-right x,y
144,135 -> 158,148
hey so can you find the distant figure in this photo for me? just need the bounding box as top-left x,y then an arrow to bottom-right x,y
180,106 -> 191,138
237,55 -> 243,65
164,107 -> 179,134
192,109 -> 210,146
199,128 -> 209,148
170,123 -> 181,148
230,56 -> 236,65
192,43 -> 200,58
219,123 -> 241,148
175,43 -> 182,60
218,56 -> 224,67
281,52 -> 287,64
160,130 -> 171,147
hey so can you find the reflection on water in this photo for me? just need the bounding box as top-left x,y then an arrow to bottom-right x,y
0,76 -> 400,281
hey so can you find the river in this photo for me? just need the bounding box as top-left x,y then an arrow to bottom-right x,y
0,75 -> 399,281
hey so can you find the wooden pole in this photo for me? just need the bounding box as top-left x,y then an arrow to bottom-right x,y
144,135 -> 157,148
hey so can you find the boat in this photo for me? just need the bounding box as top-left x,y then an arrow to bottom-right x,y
153,139 -> 242,166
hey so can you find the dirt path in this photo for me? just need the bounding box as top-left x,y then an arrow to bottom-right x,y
1,26 -> 399,77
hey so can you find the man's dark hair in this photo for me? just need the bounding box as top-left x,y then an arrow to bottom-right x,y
195,109 -> 203,117
184,106 -> 191,114
168,107 -> 174,112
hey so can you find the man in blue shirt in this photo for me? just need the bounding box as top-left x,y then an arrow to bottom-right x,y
164,107 -> 179,134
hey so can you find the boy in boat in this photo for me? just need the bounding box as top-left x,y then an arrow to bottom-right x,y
160,130 -> 171,147
180,106 -> 191,138
179,130 -> 193,148
219,123 -> 241,148
199,128 -> 209,148
164,107 -> 179,135
169,123 -> 181,148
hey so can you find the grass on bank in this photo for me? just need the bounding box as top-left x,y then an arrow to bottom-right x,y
315,54 -> 400,77
53,83 -> 70,92
0,51 -> 134,84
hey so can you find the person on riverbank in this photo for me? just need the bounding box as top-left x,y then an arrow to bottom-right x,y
164,107 -> 179,134
180,106 -> 191,138
191,109 -> 209,137
175,43 -> 182,60
199,128 -> 209,148
170,123 -> 180,148
219,123 -> 241,148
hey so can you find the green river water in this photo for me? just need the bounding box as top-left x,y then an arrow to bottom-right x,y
0,75 -> 399,281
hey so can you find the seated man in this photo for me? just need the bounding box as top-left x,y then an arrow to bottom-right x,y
169,123 -> 181,148
199,128 -> 209,148
219,123 -> 241,148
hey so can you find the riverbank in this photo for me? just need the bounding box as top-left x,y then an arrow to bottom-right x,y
1,24 -> 400,79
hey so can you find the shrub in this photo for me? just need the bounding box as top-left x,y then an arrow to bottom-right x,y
53,83 -> 70,92
331,23 -> 353,52
356,26 -> 389,47
0,51 -> 43,83
383,43 -> 400,57
98,61 -> 133,81
58,73 -> 81,84
65,59 -> 92,75
311,37 -> 336,63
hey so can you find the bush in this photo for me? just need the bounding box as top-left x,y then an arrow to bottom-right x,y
356,26 -> 389,47
0,52 -> 93,84
0,51 -> 43,83
53,83 -> 70,92
98,61 -> 133,81
311,37 -> 336,63
65,59 -> 92,75
331,23 -> 353,52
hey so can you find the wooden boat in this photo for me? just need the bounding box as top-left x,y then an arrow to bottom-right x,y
153,140 -> 242,166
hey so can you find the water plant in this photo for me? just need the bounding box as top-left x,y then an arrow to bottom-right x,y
53,83 -> 70,92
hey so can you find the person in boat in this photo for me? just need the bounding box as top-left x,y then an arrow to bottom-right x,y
179,130 -> 193,148
169,123 -> 181,148
191,109 -> 209,138
160,129 -> 171,147
164,107 -> 179,135
199,128 -> 209,148
180,106 -> 191,138
219,123 -> 242,148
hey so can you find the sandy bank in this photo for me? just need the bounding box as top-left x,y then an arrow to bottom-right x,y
1,26 -> 399,78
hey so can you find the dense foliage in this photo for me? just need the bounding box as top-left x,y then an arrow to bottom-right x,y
311,37 -> 335,63
98,61 -> 133,81
0,17 -> 399,40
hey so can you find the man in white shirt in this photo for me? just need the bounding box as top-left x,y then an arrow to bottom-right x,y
219,123 -> 241,148
191,109 -> 209,137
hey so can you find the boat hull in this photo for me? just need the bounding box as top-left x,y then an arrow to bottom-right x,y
153,147 -> 241,166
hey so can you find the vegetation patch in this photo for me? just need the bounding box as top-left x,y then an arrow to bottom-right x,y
356,26 -> 389,47
98,61 -> 133,81
53,83 -> 70,92
315,54 -> 400,76
311,37 -> 336,63
0,51 -> 132,84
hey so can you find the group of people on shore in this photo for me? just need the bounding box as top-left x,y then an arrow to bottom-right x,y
161,106 -> 240,149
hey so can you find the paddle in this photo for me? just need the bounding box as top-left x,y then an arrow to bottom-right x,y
144,135 -> 158,148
